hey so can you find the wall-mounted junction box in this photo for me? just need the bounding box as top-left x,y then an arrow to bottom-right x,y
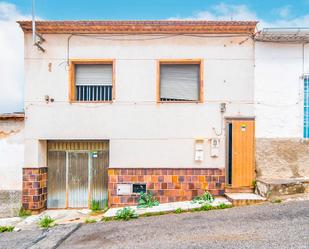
210,138 -> 220,157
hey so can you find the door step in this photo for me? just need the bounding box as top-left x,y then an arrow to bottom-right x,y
225,187 -> 254,193
224,193 -> 266,206
256,178 -> 309,199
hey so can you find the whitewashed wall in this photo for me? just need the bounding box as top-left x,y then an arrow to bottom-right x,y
255,43 -> 309,138
24,34 -> 255,168
0,120 -> 24,190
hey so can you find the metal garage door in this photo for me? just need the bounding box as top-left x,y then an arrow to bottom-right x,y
47,141 -> 109,209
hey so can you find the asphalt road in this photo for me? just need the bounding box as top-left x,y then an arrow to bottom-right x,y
1,200 -> 309,249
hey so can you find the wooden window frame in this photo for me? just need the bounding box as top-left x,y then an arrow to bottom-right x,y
156,59 -> 204,103
69,59 -> 116,103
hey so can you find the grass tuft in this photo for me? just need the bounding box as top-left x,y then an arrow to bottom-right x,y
38,215 -> 55,228
85,217 -> 97,224
0,226 -> 14,233
18,207 -> 31,218
192,191 -> 215,204
174,208 -> 183,214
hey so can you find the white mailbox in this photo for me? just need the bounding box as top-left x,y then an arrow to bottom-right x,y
117,184 -> 132,195
195,139 -> 204,161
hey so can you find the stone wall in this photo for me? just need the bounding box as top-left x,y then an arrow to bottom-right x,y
0,190 -> 22,218
256,138 -> 309,179
22,168 -> 47,213
108,168 -> 225,207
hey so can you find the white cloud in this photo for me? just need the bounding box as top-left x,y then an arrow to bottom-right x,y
272,5 -> 291,18
0,2 -> 30,113
169,3 -> 257,21
169,3 -> 309,29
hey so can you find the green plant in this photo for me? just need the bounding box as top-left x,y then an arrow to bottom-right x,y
271,198 -> 282,204
252,180 -> 257,188
174,208 -> 183,214
38,215 -> 55,228
85,217 -> 96,223
190,202 -> 232,212
216,203 -> 233,209
101,217 -> 114,222
137,191 -> 160,208
142,211 -> 166,217
18,207 -> 31,218
192,191 -> 215,204
91,200 -> 101,212
115,207 -> 138,221
200,203 -> 213,211
0,226 -> 14,233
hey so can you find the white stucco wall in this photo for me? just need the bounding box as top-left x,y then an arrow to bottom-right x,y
24,33 -> 255,168
0,120 -> 24,190
255,42 -> 309,138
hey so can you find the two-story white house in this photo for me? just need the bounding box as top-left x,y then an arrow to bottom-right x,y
18,20 -> 257,212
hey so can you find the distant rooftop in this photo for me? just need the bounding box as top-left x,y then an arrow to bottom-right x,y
255,28 -> 309,42
17,20 -> 257,35
0,112 -> 25,120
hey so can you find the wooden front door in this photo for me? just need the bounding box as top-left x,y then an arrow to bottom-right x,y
227,119 -> 255,188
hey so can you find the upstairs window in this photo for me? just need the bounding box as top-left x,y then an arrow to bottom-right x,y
70,61 -> 114,102
304,75 -> 309,138
158,60 -> 203,102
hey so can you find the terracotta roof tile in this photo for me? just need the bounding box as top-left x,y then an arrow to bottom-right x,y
17,20 -> 257,34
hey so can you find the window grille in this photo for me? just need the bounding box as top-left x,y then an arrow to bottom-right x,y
304,75 -> 309,138
75,64 -> 113,101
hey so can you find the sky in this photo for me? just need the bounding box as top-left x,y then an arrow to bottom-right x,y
0,0 -> 309,113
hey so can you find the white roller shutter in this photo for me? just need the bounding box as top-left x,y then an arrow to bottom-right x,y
160,64 -> 200,101
75,64 -> 112,86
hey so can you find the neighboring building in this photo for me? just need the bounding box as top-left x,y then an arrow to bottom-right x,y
0,113 -> 24,217
18,20 -> 257,212
254,28 -> 309,180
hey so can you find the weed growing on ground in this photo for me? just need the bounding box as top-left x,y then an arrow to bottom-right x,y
101,217 -> 114,222
190,203 -> 232,212
271,199 -> 282,204
115,207 -> 138,221
38,215 -> 55,228
200,204 -> 213,211
174,208 -> 183,214
252,180 -> 257,188
18,207 -> 31,218
85,217 -> 96,224
0,226 -> 14,233
216,203 -> 233,209
91,200 -> 102,212
141,211 -> 167,217
192,191 -> 215,204
137,191 -> 160,208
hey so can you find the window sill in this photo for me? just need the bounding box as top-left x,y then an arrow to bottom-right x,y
157,100 -> 203,104
69,100 -> 113,104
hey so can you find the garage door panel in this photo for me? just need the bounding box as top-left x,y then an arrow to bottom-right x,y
91,151 -> 109,208
47,151 -> 66,208
68,152 -> 89,208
